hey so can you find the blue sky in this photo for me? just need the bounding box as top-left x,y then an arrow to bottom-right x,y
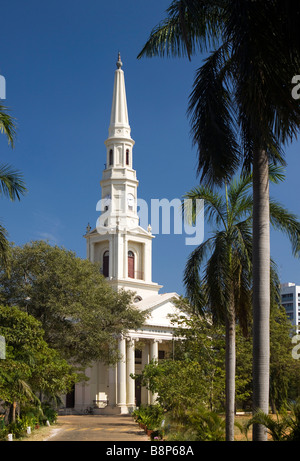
0,0 -> 299,295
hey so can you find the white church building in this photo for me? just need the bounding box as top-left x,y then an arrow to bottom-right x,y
67,54 -> 185,415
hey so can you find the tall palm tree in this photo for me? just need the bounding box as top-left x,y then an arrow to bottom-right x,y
184,175 -> 252,441
183,170 -> 300,440
138,1 -> 300,440
0,104 -> 26,269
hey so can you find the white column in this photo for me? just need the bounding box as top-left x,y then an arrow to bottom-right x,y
109,238 -> 113,278
141,342 -> 150,405
124,236 -> 128,278
126,338 -> 135,409
90,241 -> 95,263
117,336 -> 127,413
150,339 -> 158,361
116,225 -> 123,279
144,240 -> 152,283
108,364 -> 117,407
150,339 -> 159,404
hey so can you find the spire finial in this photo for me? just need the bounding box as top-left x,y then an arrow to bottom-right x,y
116,52 -> 122,69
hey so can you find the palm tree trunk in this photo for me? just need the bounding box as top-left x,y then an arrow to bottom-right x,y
252,148 -> 270,441
225,306 -> 236,441
12,401 -> 17,423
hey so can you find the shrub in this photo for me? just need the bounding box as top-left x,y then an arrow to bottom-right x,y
133,405 -> 164,431
8,417 -> 29,439
245,398 -> 300,441
42,403 -> 57,424
164,405 -> 226,441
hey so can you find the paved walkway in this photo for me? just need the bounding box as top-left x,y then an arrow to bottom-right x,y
45,414 -> 150,442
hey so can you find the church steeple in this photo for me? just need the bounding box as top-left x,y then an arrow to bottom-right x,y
101,54 -> 138,230
107,52 -> 132,142
85,55 -> 161,298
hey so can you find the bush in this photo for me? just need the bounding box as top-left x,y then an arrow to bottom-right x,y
0,402 -> 58,440
8,417 -> 29,439
132,405 -> 164,431
164,405 -> 226,441
42,402 -> 57,424
20,404 -> 42,427
0,419 -> 9,441
245,398 -> 300,441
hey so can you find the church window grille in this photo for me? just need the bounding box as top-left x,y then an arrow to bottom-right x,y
126,149 -> 130,166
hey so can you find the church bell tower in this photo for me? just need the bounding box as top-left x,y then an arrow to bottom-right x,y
85,54 -> 161,299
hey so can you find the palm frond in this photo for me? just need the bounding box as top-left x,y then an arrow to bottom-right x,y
0,222 -> 10,270
0,163 -> 27,201
0,104 -> 16,147
183,185 -> 226,228
269,199 -> 300,257
227,175 -> 252,224
183,238 -> 215,312
137,0 -> 225,60
204,230 -> 232,323
188,44 -> 241,186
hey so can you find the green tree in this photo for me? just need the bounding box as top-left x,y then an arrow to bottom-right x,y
171,309 -> 226,411
138,0 -> 300,440
0,305 -> 76,423
182,172 -> 300,439
269,305 -> 300,413
0,241 -> 145,367
137,358 -> 221,422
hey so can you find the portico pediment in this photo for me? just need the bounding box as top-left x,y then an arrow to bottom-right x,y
135,292 -> 187,329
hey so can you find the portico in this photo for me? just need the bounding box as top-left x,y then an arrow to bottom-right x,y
109,336 -> 162,414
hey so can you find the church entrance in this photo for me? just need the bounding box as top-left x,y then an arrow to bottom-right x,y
135,377 -> 142,407
66,385 -> 75,408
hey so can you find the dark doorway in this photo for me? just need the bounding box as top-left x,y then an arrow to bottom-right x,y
66,385 -> 75,408
135,377 -> 142,407
103,251 -> 109,277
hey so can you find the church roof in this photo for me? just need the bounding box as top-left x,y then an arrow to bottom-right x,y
135,292 -> 179,311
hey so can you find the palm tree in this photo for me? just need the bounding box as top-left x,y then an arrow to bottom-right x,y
244,398 -> 300,441
0,104 -> 26,270
183,170 -> 300,440
183,176 -> 252,441
138,1 -> 300,440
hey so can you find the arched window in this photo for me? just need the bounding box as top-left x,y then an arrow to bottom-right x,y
126,149 -> 130,166
103,251 -> 109,278
128,250 -> 135,278
109,149 -> 113,166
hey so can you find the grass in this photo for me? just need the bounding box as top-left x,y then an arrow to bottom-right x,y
10,422 -> 62,442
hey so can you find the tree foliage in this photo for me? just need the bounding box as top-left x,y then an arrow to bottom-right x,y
0,305 -> 76,421
0,241 -> 146,367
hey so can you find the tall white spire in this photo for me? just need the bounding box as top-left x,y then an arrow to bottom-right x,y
108,53 -> 131,140
102,53 -> 138,231
86,54 -> 161,300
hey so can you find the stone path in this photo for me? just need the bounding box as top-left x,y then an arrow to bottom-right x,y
44,414 -> 150,442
